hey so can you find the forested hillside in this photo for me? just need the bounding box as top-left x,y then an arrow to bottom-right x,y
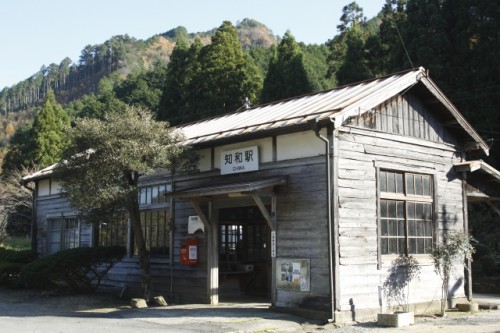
0,1 -> 498,173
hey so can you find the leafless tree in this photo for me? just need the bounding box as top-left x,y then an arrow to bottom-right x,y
0,167 -> 36,243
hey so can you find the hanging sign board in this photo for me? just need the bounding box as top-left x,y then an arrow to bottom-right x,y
271,231 -> 276,258
188,215 -> 204,234
220,146 -> 259,175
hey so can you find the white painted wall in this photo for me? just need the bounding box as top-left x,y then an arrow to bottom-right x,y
277,130 -> 325,161
197,148 -> 212,172
52,180 -> 63,194
38,179 -> 50,196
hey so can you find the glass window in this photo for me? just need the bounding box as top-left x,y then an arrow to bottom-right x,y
138,183 -> 172,206
98,214 -> 128,248
379,170 -> 434,255
48,217 -> 80,254
136,209 -> 170,256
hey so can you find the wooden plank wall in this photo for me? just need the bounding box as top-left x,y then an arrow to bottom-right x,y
101,155 -> 332,306
354,93 -> 456,146
168,156 -> 332,308
336,126 -> 465,312
35,195 -> 75,256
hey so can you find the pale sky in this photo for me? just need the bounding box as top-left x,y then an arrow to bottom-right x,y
0,0 -> 386,89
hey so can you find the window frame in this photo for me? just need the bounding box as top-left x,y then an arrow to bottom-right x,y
376,164 -> 438,269
47,216 -> 92,254
136,183 -> 173,258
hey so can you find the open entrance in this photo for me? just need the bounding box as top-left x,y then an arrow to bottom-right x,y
218,206 -> 271,302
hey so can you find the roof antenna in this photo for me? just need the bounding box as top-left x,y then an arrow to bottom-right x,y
243,96 -> 251,109
391,11 -> 414,69
236,96 -> 251,111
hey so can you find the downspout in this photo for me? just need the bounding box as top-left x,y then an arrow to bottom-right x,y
311,119 -> 337,322
460,170 -> 472,302
22,180 -> 37,252
170,170 -> 175,298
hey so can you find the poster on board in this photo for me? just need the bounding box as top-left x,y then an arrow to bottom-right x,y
276,258 -> 310,292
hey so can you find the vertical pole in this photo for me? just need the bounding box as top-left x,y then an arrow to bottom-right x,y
209,202 -> 219,305
271,194 -> 277,305
461,171 -> 472,301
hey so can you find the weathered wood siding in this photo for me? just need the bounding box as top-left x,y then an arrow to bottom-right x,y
336,125 -> 465,313
34,195 -> 75,256
168,155 -> 331,307
352,92 -> 456,146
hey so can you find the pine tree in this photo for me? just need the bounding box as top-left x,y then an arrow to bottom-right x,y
32,91 -> 69,167
55,106 -> 185,300
327,2 -> 373,85
1,123 -> 36,171
261,31 -> 313,103
158,37 -> 203,124
193,21 -> 262,117
399,0 -> 450,78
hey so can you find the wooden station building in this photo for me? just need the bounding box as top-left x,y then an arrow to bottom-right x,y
23,68 -> 500,322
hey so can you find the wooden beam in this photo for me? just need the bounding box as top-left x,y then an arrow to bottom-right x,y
189,199 -> 218,305
485,200 -> 500,217
252,194 -> 273,230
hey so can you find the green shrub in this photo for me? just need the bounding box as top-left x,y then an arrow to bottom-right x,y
478,255 -> 498,276
20,246 -> 126,292
0,248 -> 38,285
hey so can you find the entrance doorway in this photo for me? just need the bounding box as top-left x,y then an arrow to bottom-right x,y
218,206 -> 271,301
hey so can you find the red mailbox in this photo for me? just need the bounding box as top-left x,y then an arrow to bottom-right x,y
180,237 -> 198,265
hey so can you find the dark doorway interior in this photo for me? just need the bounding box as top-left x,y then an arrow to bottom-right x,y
218,206 -> 271,301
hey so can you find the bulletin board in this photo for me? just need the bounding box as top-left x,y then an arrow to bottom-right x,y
276,258 -> 310,292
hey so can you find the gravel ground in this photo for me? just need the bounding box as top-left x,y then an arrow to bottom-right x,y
0,287 -> 499,333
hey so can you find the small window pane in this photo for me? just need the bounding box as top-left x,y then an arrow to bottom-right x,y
397,202 -> 404,218
388,172 -> 396,193
389,238 -> 397,254
406,174 -> 415,195
407,202 -> 415,219
390,221 -> 398,237
416,221 -> 424,236
381,219 -> 388,236
381,238 -> 388,254
388,201 -> 397,218
152,187 -> 159,205
398,220 -> 405,236
423,176 -> 431,196
415,175 -> 423,195
140,188 -> 147,205
408,220 -> 415,236
50,231 -> 61,242
409,238 -> 416,254
158,185 -> 166,204
380,171 -> 387,192
423,204 -> 431,220
416,238 -> 425,254
396,173 -> 404,193
416,203 -> 424,219
425,220 -> 432,236
398,238 -> 405,254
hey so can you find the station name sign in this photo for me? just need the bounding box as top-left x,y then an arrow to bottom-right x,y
220,146 -> 259,175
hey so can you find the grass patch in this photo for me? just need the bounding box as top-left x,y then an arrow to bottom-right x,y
0,237 -> 31,251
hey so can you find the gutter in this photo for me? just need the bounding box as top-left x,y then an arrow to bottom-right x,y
310,119 -> 338,322
21,180 -> 37,252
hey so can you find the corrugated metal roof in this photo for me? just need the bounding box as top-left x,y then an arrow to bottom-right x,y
23,67 -> 489,183
179,68 -> 425,145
